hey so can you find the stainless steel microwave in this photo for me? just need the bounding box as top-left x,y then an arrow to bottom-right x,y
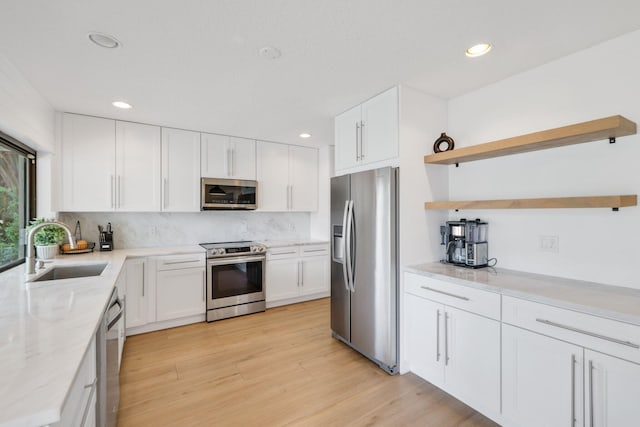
201,178 -> 258,210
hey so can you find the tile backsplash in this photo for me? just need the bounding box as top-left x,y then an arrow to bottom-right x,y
59,211 -> 310,249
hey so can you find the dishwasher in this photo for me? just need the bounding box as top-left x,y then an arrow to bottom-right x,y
97,288 -> 124,427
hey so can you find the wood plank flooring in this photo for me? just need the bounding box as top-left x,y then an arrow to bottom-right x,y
118,298 -> 499,427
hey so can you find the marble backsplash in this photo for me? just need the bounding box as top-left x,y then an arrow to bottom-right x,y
58,211 -> 310,249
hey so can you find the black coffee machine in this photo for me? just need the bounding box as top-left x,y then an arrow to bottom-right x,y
440,218 -> 488,268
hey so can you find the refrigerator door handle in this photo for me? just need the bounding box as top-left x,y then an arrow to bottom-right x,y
341,200 -> 351,292
348,200 -> 356,292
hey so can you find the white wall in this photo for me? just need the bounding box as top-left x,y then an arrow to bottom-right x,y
0,52 -> 56,217
0,53 -> 55,153
58,211 -> 310,249
309,145 -> 332,239
447,29 -> 640,288
398,85 -> 449,269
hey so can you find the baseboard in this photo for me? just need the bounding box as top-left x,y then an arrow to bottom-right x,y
266,291 -> 330,308
126,314 -> 205,336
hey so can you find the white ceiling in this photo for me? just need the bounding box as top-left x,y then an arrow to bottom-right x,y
1,0 -> 640,147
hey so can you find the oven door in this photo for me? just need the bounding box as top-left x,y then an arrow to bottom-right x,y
207,255 -> 265,310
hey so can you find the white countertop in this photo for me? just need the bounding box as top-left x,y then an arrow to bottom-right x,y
260,239 -> 329,248
0,245 -> 203,427
406,262 -> 640,326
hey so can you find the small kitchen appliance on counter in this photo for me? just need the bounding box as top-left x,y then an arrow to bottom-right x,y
99,223 -> 114,251
441,219 -> 489,268
200,241 -> 267,321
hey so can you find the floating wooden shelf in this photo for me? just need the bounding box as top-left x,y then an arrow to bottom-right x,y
425,195 -> 637,210
424,115 -> 636,165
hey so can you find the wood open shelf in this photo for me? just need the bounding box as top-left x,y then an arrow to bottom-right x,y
425,195 -> 637,210
424,115 -> 636,165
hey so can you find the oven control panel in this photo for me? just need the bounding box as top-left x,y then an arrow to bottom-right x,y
206,244 -> 266,258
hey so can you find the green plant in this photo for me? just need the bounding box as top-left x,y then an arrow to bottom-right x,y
27,218 -> 67,246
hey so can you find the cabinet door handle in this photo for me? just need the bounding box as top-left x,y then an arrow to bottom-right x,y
444,312 -> 450,365
536,318 -> 640,348
231,149 -> 235,176
226,148 -> 231,177
202,270 -> 206,301
80,378 -> 98,427
436,309 -> 441,362
163,178 -> 168,209
589,360 -> 595,427
142,265 -> 145,297
355,122 -> 360,161
301,260 -> 304,286
359,120 -> 365,160
110,175 -> 115,208
571,354 -> 576,426
420,286 -> 470,301
117,175 -> 122,209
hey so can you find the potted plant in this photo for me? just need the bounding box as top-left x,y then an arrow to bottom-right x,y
27,218 -> 67,260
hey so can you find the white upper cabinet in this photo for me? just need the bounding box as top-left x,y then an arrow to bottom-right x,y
161,128 -> 201,212
201,133 -> 256,180
257,141 -> 318,212
61,113 -> 116,211
61,114 -> 161,212
289,145 -> 318,211
115,121 -> 161,211
334,86 -> 398,174
256,141 -> 289,211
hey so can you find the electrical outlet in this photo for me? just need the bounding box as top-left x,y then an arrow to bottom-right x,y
150,226 -> 158,237
539,235 -> 559,253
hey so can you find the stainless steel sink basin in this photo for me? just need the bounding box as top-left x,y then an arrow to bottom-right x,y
31,263 -> 108,282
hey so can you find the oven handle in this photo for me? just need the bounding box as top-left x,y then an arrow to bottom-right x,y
207,255 -> 265,266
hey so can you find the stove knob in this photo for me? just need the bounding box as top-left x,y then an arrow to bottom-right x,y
216,248 -> 226,256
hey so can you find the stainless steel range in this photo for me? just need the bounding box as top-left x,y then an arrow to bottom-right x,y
200,241 -> 267,322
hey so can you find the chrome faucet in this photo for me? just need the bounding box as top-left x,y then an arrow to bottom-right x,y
25,221 -> 76,275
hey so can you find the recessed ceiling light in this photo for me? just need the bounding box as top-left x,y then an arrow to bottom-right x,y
258,46 -> 282,60
88,32 -> 121,49
299,133 -> 311,139
465,43 -> 492,58
112,101 -> 132,109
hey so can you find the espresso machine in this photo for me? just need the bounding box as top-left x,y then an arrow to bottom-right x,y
441,219 -> 489,268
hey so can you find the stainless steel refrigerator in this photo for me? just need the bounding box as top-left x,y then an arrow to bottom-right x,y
330,166 -> 398,374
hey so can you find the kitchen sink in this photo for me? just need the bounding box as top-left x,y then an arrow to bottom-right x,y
30,263 -> 108,282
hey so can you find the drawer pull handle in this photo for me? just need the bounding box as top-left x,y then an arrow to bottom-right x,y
163,260 -> 199,265
273,251 -> 297,256
536,318 -> 640,349
420,286 -> 470,301
303,249 -> 327,253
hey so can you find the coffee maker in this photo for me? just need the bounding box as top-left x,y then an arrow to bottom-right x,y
441,219 -> 489,268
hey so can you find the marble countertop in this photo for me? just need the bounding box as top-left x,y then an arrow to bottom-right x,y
260,239 -> 329,248
406,262 -> 640,326
0,245 -> 204,427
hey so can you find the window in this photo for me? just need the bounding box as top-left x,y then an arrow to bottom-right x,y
0,131 -> 36,273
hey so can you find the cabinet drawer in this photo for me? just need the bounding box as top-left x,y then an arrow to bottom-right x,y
267,246 -> 299,260
300,244 -> 329,257
404,272 -> 501,320
156,253 -> 205,271
503,296 -> 640,364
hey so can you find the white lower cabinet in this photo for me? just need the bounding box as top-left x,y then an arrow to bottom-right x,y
54,337 -> 97,427
265,244 -> 329,307
586,349 -> 640,427
156,254 -> 206,322
125,253 -> 206,335
123,258 -> 149,330
502,324 -> 583,427
404,287 -> 500,420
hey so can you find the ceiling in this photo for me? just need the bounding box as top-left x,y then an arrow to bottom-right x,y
2,1 -> 640,147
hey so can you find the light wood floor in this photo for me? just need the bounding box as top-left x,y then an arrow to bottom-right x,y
118,298 -> 499,427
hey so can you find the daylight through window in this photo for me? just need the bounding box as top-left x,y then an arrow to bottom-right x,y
0,132 -> 35,273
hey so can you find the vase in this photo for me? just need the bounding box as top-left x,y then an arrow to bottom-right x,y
36,244 -> 59,260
